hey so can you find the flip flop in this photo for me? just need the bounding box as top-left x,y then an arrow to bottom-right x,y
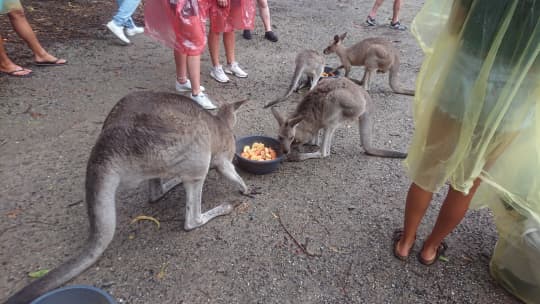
0,67 -> 32,78
418,241 -> 448,266
392,228 -> 415,261
34,58 -> 67,66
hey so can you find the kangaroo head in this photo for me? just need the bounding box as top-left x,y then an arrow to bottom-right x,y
323,32 -> 347,55
217,99 -> 249,128
271,107 -> 303,154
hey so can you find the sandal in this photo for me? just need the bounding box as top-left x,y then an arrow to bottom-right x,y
418,241 -> 448,266
392,228 -> 415,261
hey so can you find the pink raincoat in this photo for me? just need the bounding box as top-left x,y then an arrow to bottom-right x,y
145,0 -> 209,56
208,0 -> 256,33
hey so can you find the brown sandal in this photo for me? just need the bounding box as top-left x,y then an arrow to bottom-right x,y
418,241 -> 448,266
392,228 -> 414,261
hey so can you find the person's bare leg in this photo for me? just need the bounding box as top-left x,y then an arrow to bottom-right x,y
187,55 -> 202,96
0,33 -> 32,75
368,0 -> 385,19
174,50 -> 188,84
395,183 -> 434,257
391,0 -> 402,23
208,31 -> 221,67
420,178 -> 482,261
257,0 -> 272,31
8,9 -> 66,64
223,31 -> 235,65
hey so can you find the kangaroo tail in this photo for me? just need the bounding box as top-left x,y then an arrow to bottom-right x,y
5,161 -> 120,304
388,62 -> 415,96
359,113 -> 407,159
263,64 -> 305,108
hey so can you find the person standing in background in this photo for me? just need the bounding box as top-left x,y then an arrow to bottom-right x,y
208,0 -> 255,83
365,0 -> 407,30
242,0 -> 278,42
106,0 -> 144,44
0,0 -> 67,77
145,0 -> 217,110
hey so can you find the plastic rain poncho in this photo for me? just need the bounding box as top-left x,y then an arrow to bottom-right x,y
144,0 -> 210,56
408,1 -> 539,302
208,0 -> 256,33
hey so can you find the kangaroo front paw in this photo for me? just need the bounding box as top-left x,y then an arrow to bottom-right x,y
239,187 -> 262,198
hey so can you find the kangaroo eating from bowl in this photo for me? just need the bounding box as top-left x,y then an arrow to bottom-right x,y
271,77 -> 407,161
263,49 -> 325,108
5,92 -> 252,304
323,33 -> 415,96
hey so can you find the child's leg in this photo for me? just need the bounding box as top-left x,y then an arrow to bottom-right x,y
187,55 -> 202,96
395,183 -> 434,257
223,31 -> 235,65
174,50 -> 188,83
208,31 -> 222,67
420,178 -> 481,261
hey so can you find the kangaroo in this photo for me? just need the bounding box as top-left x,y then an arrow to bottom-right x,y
271,77 -> 407,161
263,49 -> 325,108
323,33 -> 415,96
5,92 -> 252,304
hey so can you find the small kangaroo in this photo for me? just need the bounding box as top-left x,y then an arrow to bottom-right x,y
271,77 -> 407,161
323,33 -> 415,96
5,92 -> 251,304
263,49 -> 325,108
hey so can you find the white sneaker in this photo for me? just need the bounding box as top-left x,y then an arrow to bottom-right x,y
190,92 -> 217,110
106,21 -> 130,44
210,65 -> 230,83
175,79 -> 205,92
126,25 -> 145,37
224,62 -> 248,78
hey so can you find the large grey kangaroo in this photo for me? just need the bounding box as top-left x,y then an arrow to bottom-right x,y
263,49 -> 325,108
271,77 -> 407,161
5,92 -> 251,304
323,33 -> 415,96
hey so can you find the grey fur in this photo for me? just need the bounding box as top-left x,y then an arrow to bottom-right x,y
271,77 -> 407,161
264,49 -> 325,108
323,33 -> 415,96
5,91 -> 249,304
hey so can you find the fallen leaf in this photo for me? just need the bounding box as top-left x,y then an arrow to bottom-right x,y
29,111 -> 45,119
438,255 -> 449,262
128,234 -> 135,240
28,269 -> 49,278
130,215 -> 160,229
271,211 -> 279,219
235,202 -> 250,213
156,263 -> 168,280
6,208 -> 22,219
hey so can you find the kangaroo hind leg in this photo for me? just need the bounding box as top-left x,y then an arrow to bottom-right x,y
148,177 -> 183,203
182,178 -> 234,231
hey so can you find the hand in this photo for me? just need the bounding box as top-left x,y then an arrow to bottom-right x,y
217,0 -> 228,7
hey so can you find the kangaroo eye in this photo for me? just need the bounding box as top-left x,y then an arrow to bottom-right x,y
278,135 -> 284,141
288,136 -> 294,141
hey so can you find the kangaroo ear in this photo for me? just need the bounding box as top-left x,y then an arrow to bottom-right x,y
288,115 -> 303,127
232,99 -> 249,111
333,34 -> 340,43
340,32 -> 347,41
271,107 -> 285,126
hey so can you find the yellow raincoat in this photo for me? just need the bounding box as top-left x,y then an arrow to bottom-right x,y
408,1 -> 539,302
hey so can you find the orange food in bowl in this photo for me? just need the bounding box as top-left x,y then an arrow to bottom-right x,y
240,142 -> 277,161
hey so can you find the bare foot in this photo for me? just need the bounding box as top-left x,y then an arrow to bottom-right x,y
34,53 -> 67,65
0,65 -> 32,77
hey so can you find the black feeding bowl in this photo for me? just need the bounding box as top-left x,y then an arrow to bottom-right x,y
235,136 -> 285,175
322,66 -> 341,77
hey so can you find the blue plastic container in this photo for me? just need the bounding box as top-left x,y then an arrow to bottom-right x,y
235,136 -> 284,175
30,285 -> 116,304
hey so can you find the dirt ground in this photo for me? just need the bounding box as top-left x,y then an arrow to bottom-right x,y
0,0 -> 521,303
